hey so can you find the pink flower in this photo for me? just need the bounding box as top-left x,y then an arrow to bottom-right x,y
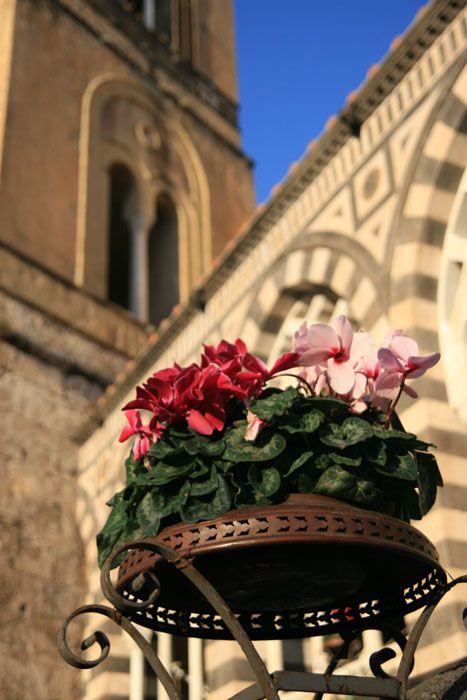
119,410 -> 161,460
293,316 -> 372,395
245,410 -> 265,441
375,334 -> 440,399
350,348 -> 390,413
349,371 -> 371,414
383,334 -> 440,378
300,364 -> 328,396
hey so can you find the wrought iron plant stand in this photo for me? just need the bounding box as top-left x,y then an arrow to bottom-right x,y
59,495 -> 467,699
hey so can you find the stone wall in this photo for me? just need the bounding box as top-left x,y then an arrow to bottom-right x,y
0,246 -> 150,699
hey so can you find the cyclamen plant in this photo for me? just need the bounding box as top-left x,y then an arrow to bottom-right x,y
97,316 -> 443,568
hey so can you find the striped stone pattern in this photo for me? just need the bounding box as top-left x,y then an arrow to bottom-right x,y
387,62 -> 467,671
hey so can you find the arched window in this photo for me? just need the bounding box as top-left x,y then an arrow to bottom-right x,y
148,194 -> 179,326
107,164 -> 136,311
106,169 -> 180,324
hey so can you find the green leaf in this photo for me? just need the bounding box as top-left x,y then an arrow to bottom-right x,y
374,427 -> 434,453
298,472 -> 319,493
181,475 -> 232,522
215,458 -> 237,473
284,451 -> 314,476
314,465 -> 356,497
390,412 -> 406,432
318,424 -> 349,449
183,436 -> 226,457
223,427 -> 287,462
399,488 -> 423,521
375,453 -> 417,481
331,451 -> 361,467
373,427 -> 414,441
349,479 -> 382,506
320,417 -> 373,449
124,454 -> 145,483
416,451 -> 443,515
303,397 -> 349,414
365,438 -> 387,466
106,490 -> 123,508
314,466 -> 381,506
231,473 -> 256,507
300,410 -> 325,433
97,491 -> 127,540
99,517 -> 147,569
250,387 -> 298,421
191,467 -> 219,496
161,447 -> 194,467
148,462 -> 196,485
248,465 -> 282,496
96,491 -> 128,568
342,417 -> 374,443
151,481 -> 190,518
190,459 -> 210,479
165,427 -> 193,439
281,419 -> 304,434
315,453 -> 333,471
136,492 -> 161,535
132,472 -> 155,486
180,498 -> 210,522
147,439 -> 178,459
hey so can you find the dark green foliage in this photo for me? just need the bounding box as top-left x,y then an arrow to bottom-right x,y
97,389 -> 442,568
416,451 -> 443,514
250,387 -> 297,420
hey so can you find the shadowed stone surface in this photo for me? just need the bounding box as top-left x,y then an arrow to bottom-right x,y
408,660 -> 467,700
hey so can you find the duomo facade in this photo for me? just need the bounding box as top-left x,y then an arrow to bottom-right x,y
0,1 -> 466,698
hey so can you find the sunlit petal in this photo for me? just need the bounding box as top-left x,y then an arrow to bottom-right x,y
327,359 -> 355,394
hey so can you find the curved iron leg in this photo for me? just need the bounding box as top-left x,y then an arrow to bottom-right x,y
58,602 -> 181,700
101,540 -> 279,700
397,575 -> 467,699
175,562 -> 279,700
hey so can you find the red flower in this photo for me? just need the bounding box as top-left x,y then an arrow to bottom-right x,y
121,338 -> 300,443
119,410 -> 162,460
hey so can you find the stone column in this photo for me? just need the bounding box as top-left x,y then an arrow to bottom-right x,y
362,628 -> 383,659
129,627 -> 152,700
264,640 -> 282,673
362,630 -> 388,670
128,213 -> 150,322
306,637 -> 328,673
143,0 -> 156,30
188,637 -> 204,700
157,632 -> 172,700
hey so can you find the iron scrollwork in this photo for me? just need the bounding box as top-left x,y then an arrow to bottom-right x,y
58,539 -> 467,700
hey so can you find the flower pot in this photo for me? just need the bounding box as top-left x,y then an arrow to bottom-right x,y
115,494 -> 446,640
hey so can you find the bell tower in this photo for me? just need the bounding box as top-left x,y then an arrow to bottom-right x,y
0,0 -> 254,324
0,4 -> 254,697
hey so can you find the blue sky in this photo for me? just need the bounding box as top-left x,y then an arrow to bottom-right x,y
235,0 -> 427,204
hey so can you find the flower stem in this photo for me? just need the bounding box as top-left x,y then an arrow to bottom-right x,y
384,375 -> 406,428
270,372 -> 314,396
